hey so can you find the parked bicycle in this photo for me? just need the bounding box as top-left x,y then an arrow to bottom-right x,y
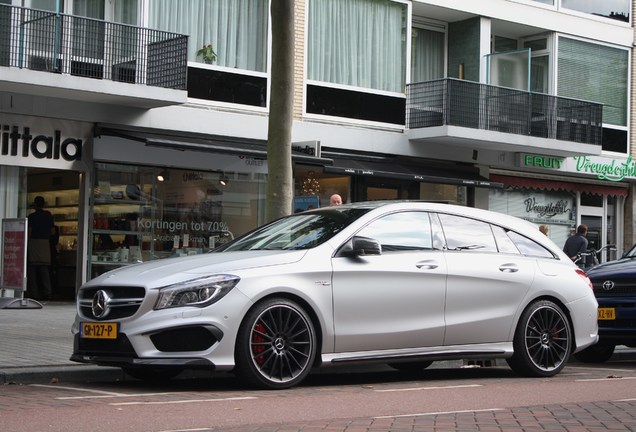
575,244 -> 617,270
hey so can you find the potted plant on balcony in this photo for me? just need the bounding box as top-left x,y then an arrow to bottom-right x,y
196,43 -> 217,64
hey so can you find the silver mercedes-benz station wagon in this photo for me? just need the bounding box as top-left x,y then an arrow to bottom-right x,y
71,201 -> 598,389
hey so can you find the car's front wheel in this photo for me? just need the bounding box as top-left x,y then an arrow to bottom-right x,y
574,343 -> 615,363
235,298 -> 317,389
507,300 -> 572,377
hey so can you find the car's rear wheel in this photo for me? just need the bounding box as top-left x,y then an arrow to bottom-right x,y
235,298 -> 317,389
387,361 -> 433,372
574,343 -> 615,363
506,300 -> 571,377
122,367 -> 183,381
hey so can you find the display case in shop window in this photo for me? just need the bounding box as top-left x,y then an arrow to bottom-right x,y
89,163 -> 237,279
89,166 -> 164,278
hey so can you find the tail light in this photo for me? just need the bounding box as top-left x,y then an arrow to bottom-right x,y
575,268 -> 593,289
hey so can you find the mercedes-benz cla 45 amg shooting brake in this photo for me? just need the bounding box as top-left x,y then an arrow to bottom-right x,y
72,201 -> 598,389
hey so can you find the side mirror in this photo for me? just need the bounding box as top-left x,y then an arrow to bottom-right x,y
337,236 -> 382,257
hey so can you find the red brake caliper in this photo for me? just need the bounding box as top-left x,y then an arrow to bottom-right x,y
252,322 -> 266,365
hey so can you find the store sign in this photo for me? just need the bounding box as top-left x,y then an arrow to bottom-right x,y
0,114 -> 91,171
1,125 -> 82,161
574,155 -> 636,182
520,154 -> 564,169
523,197 -> 570,219
1,218 -> 27,290
519,153 -> 636,182
292,140 -> 321,157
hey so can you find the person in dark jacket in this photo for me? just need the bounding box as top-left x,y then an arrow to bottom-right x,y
27,196 -> 55,300
563,224 -> 588,269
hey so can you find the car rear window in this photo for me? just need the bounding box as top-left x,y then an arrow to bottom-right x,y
506,230 -> 554,258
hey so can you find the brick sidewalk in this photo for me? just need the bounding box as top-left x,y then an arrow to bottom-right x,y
212,400 -> 636,431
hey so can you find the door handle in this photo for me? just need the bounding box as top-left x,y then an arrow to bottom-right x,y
499,264 -> 519,273
416,260 -> 439,270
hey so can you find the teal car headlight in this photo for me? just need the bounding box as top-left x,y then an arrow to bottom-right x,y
154,274 -> 241,310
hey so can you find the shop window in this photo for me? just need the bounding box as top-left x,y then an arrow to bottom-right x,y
294,165 -> 349,208
90,163 -> 266,278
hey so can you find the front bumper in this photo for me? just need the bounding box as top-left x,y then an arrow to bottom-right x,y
71,323 -> 224,371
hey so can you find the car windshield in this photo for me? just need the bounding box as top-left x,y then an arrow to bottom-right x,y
217,208 -> 370,251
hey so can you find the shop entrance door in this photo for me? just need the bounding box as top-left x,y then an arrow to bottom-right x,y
26,169 -> 80,301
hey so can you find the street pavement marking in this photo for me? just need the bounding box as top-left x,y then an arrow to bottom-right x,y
576,376 -> 636,382
31,384 -> 188,399
31,384 -> 130,396
57,392 -> 187,400
374,384 -> 482,392
110,396 -> 257,406
159,429 -> 214,432
375,408 -> 504,419
108,396 -> 258,406
616,398 -> 636,402
568,365 -> 635,373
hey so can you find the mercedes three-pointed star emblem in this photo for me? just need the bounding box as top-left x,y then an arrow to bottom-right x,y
92,290 -> 111,319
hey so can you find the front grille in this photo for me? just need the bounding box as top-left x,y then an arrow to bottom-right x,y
591,278 -> 636,296
78,286 -> 145,320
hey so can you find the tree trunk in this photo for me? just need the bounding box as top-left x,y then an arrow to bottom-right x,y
265,0 -> 295,223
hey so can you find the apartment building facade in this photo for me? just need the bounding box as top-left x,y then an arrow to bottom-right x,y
0,0 -> 633,299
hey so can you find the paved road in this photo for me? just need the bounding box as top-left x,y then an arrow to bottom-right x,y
2,302 -> 636,431
3,361 -> 636,431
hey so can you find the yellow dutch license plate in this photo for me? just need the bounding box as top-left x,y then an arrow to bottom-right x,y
597,308 -> 616,320
80,322 -> 118,339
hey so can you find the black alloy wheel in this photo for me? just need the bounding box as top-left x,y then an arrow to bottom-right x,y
235,298 -> 316,389
507,300 -> 572,377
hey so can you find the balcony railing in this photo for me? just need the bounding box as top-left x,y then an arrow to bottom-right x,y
406,78 -> 603,146
0,4 -> 187,90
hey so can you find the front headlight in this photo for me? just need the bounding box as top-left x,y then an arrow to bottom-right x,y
154,274 -> 240,310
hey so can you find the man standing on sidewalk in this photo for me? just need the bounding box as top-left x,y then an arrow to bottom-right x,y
563,224 -> 588,269
27,196 -> 55,300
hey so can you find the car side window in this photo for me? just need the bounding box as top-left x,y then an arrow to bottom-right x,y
506,230 -> 555,258
491,225 -> 521,254
356,211 -> 433,252
437,213 -> 498,252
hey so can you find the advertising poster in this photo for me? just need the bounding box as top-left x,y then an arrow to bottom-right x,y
293,196 -> 320,213
1,218 -> 28,290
